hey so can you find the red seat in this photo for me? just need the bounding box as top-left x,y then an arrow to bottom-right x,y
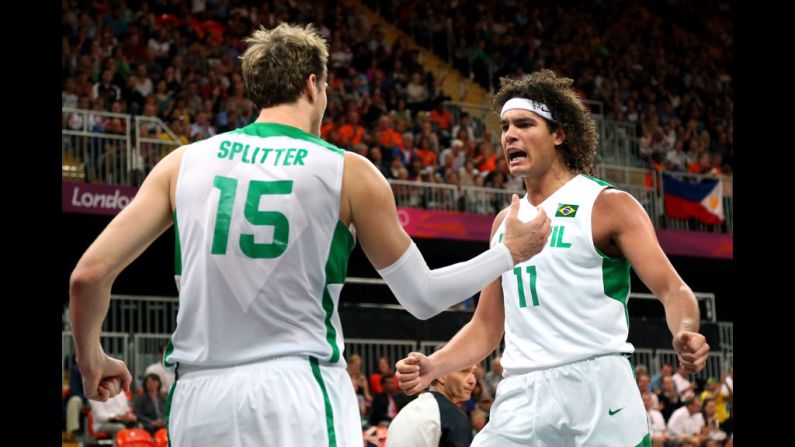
154,428 -> 169,447
116,428 -> 154,447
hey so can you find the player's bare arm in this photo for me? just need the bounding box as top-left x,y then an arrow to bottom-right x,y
593,189 -> 709,372
396,208 -> 510,395
70,147 -> 185,400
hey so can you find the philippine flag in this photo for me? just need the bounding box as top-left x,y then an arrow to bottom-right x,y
662,173 -> 724,224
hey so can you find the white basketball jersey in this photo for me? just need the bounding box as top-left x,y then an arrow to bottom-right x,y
491,174 -> 634,376
165,122 -> 351,368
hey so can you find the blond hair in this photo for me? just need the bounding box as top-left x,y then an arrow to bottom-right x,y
241,23 -> 329,109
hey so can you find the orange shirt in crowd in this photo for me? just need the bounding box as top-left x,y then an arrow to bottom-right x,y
369,373 -> 399,395
416,148 -> 437,167
687,162 -> 702,174
338,124 -> 364,146
379,128 -> 403,149
430,109 -> 453,130
321,121 -> 335,140
478,155 -> 497,173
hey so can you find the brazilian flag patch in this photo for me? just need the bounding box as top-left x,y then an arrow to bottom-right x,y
555,204 -> 579,217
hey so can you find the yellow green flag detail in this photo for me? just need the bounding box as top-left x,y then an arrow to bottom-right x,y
556,204 -> 579,217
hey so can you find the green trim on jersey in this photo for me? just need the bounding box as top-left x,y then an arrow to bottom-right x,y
595,246 -> 631,325
173,210 -> 182,276
586,175 -> 630,325
322,221 -> 354,363
600,254 -> 631,326
635,432 -> 652,447
310,357 -> 337,447
167,211 -> 180,372
235,122 -> 344,155
163,338 -> 176,368
581,174 -> 614,188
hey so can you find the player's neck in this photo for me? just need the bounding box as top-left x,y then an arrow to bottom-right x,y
523,164 -> 576,205
254,102 -> 317,136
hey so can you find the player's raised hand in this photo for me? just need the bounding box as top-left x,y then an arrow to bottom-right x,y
502,195 -> 552,264
395,352 -> 435,396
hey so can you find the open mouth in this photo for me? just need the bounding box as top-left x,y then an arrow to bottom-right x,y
507,148 -> 527,162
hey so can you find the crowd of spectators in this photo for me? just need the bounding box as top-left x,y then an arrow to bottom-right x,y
639,363 -> 734,447
368,0 -> 733,177
62,0 -> 732,209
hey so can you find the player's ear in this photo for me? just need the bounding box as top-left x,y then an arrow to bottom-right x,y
552,127 -> 566,146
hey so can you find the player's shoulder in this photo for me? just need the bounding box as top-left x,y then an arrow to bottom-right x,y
344,150 -> 370,166
344,151 -> 386,184
594,188 -> 645,218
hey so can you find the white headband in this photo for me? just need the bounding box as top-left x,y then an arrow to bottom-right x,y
500,98 -> 554,122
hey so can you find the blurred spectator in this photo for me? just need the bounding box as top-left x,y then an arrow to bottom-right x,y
339,111 -> 366,148
347,354 -> 373,417
439,139 -> 467,173
370,356 -> 396,396
666,396 -> 704,445
64,360 -> 87,441
637,371 -> 659,409
92,69 -> 121,103
416,135 -> 438,167
369,373 -> 410,427
143,345 -> 175,396
451,112 -> 477,143
134,64 -> 154,98
153,79 -> 173,115
651,362 -> 673,394
700,397 -> 727,443
672,363 -> 697,399
147,28 -> 172,60
134,374 -> 167,435
642,391 -> 670,447
122,75 -> 146,116
474,142 -> 497,174
406,72 -> 429,113
665,140 -> 687,172
429,100 -> 453,140
89,392 -> 138,437
63,77 -> 79,109
462,362 -> 492,415
658,375 -> 682,422
189,112 -> 216,141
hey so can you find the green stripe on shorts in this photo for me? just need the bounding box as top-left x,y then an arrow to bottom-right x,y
310,357 -> 337,447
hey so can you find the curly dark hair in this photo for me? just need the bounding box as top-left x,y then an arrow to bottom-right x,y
493,69 -> 598,175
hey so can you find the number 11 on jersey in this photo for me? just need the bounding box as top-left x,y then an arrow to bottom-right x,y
513,266 -> 539,307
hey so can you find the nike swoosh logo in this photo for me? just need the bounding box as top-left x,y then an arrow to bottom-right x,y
608,407 -> 624,416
